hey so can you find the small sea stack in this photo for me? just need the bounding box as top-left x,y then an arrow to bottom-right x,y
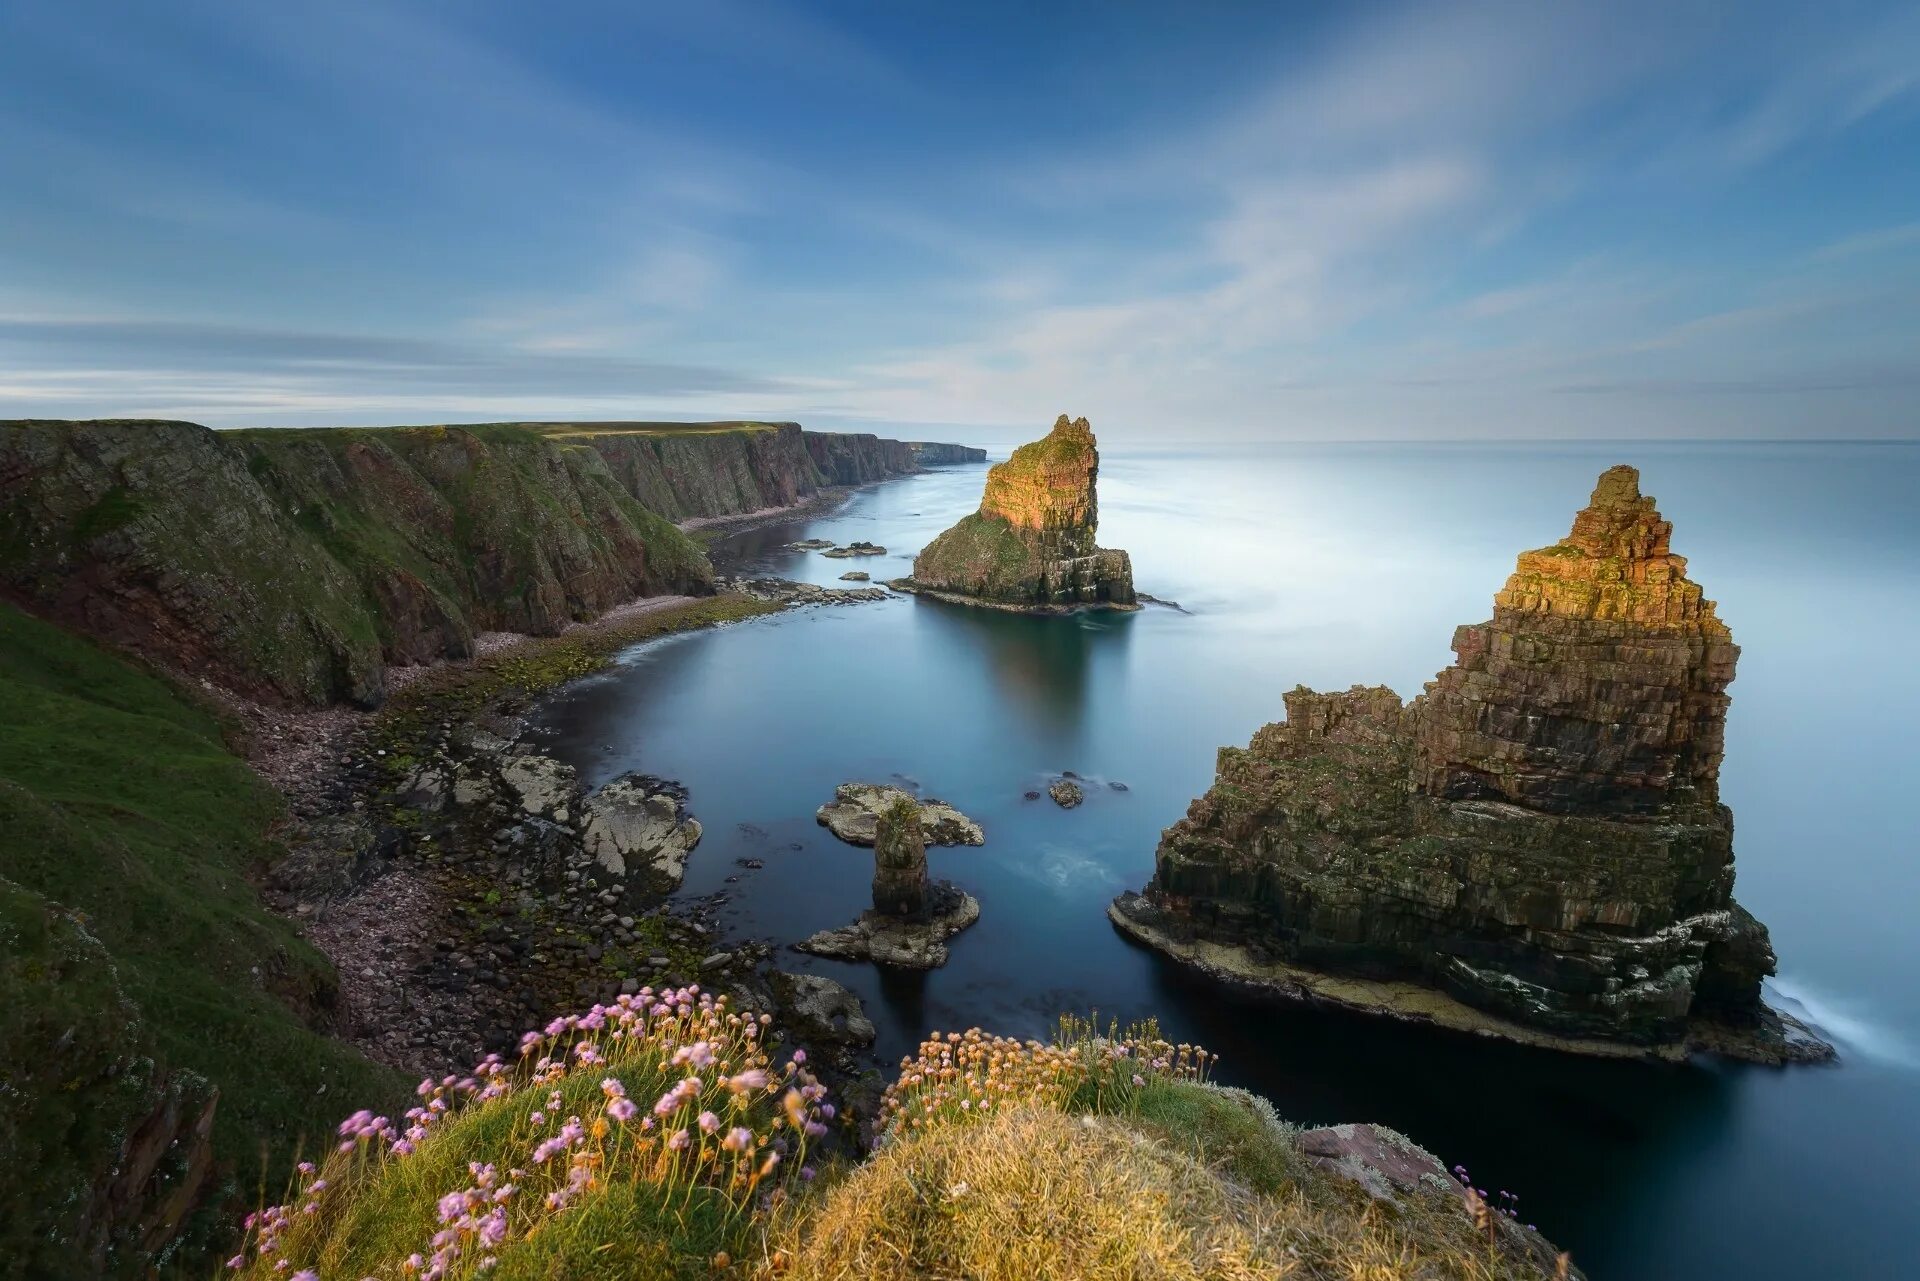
899,414 -> 1137,612
1112,466 -> 1833,1065
797,796 -> 980,969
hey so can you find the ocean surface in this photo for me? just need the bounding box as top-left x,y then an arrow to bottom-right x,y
531,442 -> 1920,1279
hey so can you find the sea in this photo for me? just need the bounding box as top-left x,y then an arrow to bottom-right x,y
531,441 -> 1920,1279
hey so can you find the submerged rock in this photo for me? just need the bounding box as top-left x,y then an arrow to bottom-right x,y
1113,466 -> 1832,1065
903,415 -> 1137,612
816,782 -> 984,847
822,541 -> 887,558
785,538 -> 836,550
838,570 -> 871,581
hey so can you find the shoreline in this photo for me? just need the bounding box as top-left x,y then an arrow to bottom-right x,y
1108,892 -> 1834,1067
886,577 -> 1144,613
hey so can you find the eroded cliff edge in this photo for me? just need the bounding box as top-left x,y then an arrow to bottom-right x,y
1113,466 -> 1831,1065
903,414 -> 1136,611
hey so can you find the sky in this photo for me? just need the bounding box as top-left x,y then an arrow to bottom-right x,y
1,0 -> 1917,443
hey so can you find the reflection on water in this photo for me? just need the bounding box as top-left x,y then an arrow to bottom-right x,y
531,444 -> 1920,1281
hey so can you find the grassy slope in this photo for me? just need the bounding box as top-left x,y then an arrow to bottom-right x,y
0,604 -> 405,1222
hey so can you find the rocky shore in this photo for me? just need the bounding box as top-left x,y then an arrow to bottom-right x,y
1114,466 -> 1834,1066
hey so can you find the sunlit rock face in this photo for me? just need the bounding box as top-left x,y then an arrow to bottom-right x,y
1116,467 -> 1820,1061
1414,465 -> 1738,816
907,415 -> 1136,610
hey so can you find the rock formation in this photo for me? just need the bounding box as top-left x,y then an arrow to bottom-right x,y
1112,466 -> 1831,1064
816,782 -> 985,847
902,415 -> 1137,611
870,796 -> 931,918
797,796 -> 981,969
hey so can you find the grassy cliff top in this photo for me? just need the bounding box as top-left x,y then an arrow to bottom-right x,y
225,1011 -> 1577,1280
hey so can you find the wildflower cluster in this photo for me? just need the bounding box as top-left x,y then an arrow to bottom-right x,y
226,986 -> 831,1279
876,1015 -> 1213,1138
1452,1163 -> 1536,1234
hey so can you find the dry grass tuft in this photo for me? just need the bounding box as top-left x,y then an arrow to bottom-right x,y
774,1105 -> 1287,1281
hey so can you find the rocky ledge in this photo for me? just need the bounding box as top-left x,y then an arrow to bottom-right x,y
1113,466 -> 1833,1066
717,575 -> 891,606
816,782 -> 985,847
903,414 -> 1137,611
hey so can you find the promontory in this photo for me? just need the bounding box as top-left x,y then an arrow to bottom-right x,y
1112,465 -> 1831,1065
899,414 -> 1137,611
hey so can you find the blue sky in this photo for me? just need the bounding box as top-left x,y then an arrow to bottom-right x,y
2,1 -> 1917,441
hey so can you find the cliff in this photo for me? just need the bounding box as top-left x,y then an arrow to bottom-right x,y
0,419 -> 713,706
906,414 -> 1137,610
1114,467 -> 1828,1064
515,421 -> 962,520
908,440 -> 987,465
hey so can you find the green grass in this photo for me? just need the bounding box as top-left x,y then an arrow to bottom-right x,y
0,603 -> 405,1272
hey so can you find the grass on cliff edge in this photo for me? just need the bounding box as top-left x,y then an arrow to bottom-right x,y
0,604 -> 406,1244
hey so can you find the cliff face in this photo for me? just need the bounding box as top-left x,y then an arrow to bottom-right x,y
0,420 -> 712,706
908,441 -> 987,465
519,422 -> 947,520
907,415 -> 1136,610
805,430 -> 915,486
1115,467 -> 1819,1062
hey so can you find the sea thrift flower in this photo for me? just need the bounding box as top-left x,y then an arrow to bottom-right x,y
607,1097 -> 637,1123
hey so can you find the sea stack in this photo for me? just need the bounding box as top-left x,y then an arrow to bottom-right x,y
902,414 -> 1137,611
1111,466 -> 1831,1065
870,795 -> 930,918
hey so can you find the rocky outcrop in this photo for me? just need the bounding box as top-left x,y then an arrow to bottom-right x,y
799,795 -> 981,969
404,736 -> 700,897
816,783 -> 985,847
1114,466 -> 1829,1064
905,415 -> 1136,611
909,442 -> 988,466
869,796 -> 931,918
0,419 -> 713,706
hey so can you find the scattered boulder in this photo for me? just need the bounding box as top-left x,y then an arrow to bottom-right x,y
785,538 -> 836,550
822,541 -> 887,558
838,571 -> 871,582
579,775 -> 702,891
1047,779 -> 1085,809
767,971 -> 877,1053
816,782 -> 984,847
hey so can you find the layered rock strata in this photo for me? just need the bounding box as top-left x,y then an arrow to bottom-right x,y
904,415 -> 1137,611
1113,466 -> 1829,1064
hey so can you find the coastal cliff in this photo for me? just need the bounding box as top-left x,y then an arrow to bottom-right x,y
1114,466 -> 1828,1064
0,419 -> 714,706
516,421 -> 951,519
904,414 -> 1136,610
909,440 -> 988,465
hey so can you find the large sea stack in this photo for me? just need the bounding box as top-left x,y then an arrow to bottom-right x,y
1111,466 -> 1831,1064
903,415 -> 1136,611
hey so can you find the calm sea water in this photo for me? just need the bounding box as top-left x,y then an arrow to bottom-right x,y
531,442 -> 1920,1279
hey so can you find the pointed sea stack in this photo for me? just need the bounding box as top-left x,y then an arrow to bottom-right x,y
900,415 -> 1137,611
1111,467 -> 1832,1064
